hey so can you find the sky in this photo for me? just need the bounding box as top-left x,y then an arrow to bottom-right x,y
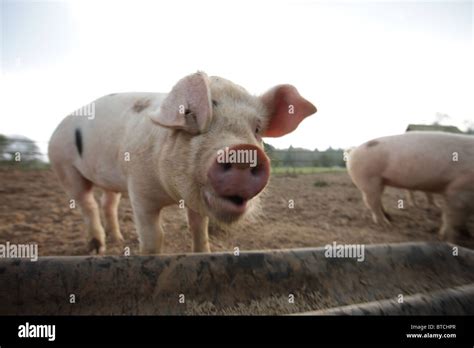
1,0 -> 473,158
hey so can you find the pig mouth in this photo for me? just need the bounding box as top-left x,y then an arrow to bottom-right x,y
203,190 -> 249,221
225,195 -> 246,206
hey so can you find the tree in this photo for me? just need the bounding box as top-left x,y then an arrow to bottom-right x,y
0,134 -> 43,164
319,153 -> 332,167
263,142 -> 282,167
283,145 -> 295,167
433,112 -> 450,125
463,120 -> 474,135
0,134 -> 10,160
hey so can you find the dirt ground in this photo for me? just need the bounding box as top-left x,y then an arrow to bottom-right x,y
0,167 -> 473,256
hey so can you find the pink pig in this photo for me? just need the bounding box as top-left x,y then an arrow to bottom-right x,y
348,132 -> 474,241
48,72 -> 316,254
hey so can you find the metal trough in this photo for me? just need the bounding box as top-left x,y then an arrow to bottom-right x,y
0,242 -> 473,315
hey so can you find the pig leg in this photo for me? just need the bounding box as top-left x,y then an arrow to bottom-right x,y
439,176 -> 473,241
360,179 -> 391,226
101,191 -> 124,243
128,191 -> 164,254
439,205 -> 469,241
186,208 -> 210,253
426,193 -> 434,205
134,209 -> 164,254
406,190 -> 417,207
53,164 -> 106,254
426,192 -> 440,208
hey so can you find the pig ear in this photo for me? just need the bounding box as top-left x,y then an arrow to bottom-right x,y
149,72 -> 212,134
260,84 -> 317,137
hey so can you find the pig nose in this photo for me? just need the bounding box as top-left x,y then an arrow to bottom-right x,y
208,144 -> 270,202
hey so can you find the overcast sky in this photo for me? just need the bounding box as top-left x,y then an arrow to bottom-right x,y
1,0 -> 473,156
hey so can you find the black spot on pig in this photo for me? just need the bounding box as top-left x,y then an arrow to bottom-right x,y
75,129 -> 83,157
133,99 -> 151,113
212,100 -> 218,107
366,140 -> 379,148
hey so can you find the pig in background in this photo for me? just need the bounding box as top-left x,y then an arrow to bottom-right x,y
48,72 -> 317,254
347,132 -> 474,242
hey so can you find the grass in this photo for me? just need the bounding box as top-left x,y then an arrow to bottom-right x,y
271,166 -> 346,175
0,161 -> 51,170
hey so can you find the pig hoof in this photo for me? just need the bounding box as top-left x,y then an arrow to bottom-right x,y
88,238 -> 106,255
374,217 -> 391,227
383,211 -> 393,224
438,229 -> 453,242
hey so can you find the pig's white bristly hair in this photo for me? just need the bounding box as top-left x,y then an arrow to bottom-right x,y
208,193 -> 264,231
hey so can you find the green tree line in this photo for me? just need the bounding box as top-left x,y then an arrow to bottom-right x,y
264,143 -> 346,168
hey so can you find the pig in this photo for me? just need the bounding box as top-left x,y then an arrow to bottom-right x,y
347,132 -> 474,241
48,72 -> 317,254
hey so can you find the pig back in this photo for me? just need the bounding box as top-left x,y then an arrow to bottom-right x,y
379,132 -> 474,191
69,92 -> 167,192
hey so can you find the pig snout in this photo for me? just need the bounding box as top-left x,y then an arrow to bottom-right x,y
209,144 -> 270,200
206,144 -> 270,219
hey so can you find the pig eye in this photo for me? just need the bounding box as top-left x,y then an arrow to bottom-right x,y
255,126 -> 261,135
